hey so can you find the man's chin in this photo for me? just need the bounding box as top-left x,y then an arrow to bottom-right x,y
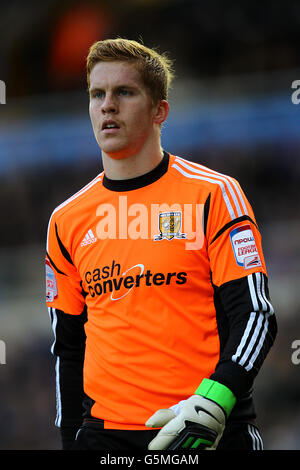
101,146 -> 135,161
105,152 -> 132,160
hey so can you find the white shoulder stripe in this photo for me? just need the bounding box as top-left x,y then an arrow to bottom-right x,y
173,157 -> 248,218
172,157 -> 248,220
46,173 -> 103,252
172,162 -> 236,220
52,172 -> 103,216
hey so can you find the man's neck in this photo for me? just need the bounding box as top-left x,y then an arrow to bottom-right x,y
102,144 -> 164,181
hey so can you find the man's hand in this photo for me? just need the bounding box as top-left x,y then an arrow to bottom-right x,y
145,379 -> 236,450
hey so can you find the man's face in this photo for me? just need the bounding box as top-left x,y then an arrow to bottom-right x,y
89,61 -> 157,160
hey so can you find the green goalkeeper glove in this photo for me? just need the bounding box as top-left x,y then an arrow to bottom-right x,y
145,379 -> 236,450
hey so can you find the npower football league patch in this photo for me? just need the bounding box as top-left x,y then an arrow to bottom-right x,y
46,259 -> 58,302
230,224 -> 262,270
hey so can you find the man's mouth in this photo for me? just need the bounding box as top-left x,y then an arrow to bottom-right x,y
102,120 -> 120,131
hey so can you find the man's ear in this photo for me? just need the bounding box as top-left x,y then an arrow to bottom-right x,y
153,100 -> 169,126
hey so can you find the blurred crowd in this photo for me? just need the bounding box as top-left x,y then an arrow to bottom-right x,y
1,0 -> 300,98
0,0 -> 299,450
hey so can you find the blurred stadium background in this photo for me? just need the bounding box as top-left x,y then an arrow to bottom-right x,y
0,0 -> 299,450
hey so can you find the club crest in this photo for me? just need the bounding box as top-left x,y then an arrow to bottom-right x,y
154,211 -> 186,241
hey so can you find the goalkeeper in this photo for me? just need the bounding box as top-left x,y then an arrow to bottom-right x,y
46,38 -> 277,451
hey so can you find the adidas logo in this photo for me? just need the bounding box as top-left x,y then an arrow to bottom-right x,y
81,229 -> 97,247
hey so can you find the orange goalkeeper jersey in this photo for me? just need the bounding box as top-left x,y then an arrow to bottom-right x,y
46,152 -> 275,430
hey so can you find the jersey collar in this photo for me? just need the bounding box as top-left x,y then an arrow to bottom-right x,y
102,151 -> 169,192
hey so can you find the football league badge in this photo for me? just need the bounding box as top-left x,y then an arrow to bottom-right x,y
46,258 -> 58,302
154,211 -> 186,241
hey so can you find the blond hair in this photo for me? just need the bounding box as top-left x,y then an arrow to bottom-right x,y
86,38 -> 174,103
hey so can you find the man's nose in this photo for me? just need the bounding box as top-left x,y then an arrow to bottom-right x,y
101,92 -> 117,114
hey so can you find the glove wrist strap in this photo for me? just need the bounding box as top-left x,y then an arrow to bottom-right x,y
195,378 -> 236,418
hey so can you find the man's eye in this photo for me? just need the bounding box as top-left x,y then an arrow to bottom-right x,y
119,89 -> 131,96
91,90 -> 104,99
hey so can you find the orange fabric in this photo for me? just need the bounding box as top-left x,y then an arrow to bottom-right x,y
46,154 -> 266,429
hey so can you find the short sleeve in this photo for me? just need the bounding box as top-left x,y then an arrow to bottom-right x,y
46,212 -> 85,315
206,178 -> 267,287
